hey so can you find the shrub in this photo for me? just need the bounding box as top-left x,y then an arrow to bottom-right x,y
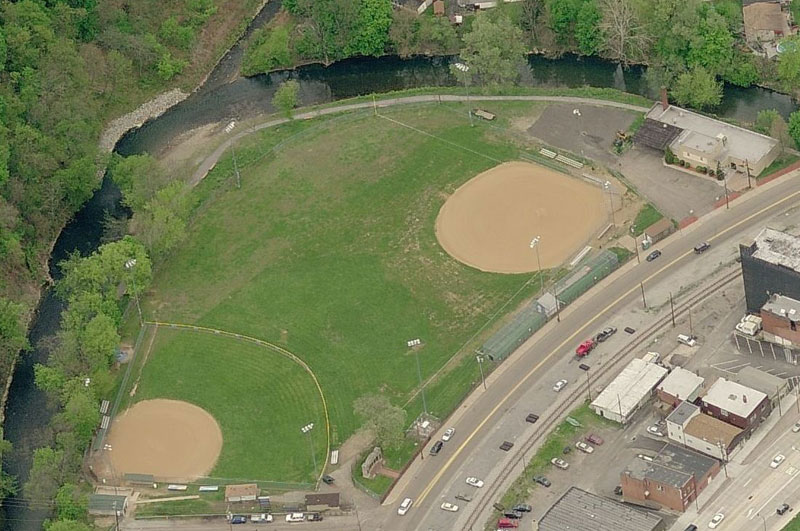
664,147 -> 676,164
679,160 -> 685,167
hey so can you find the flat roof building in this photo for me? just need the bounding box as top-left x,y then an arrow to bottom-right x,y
761,293 -> 800,349
657,367 -> 705,407
700,378 -> 770,432
734,365 -> 789,408
538,486 -> 665,531
225,483 -> 259,503
741,228 -> 800,313
591,359 -> 668,424
88,494 -> 128,517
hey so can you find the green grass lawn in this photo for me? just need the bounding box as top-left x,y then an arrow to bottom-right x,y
785,512 -> 800,530
758,153 -> 800,179
632,203 -> 665,235
134,328 -> 325,483
137,102 -> 563,481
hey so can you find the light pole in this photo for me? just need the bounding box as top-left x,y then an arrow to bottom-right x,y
530,236 -> 543,292
301,422 -> 318,483
454,62 -> 473,127
604,181 -> 616,225
476,354 -> 486,390
757,513 -> 767,531
124,259 -> 143,327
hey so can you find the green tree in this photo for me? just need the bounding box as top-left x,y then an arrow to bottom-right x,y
547,0 -> 581,45
777,38 -> 800,92
416,16 -> 458,56
241,26 -> 292,76
272,79 -> 301,118
460,13 -> 526,86
348,0 -> 393,57
723,52 -> 758,87
55,483 -> 88,521
789,111 -> 800,149
110,153 -> 166,211
0,298 -> 28,373
388,9 -> 417,58
58,387 -> 100,443
45,520 -> 92,531
354,394 -> 407,449
34,363 -> 67,394
687,10 -> 733,75
575,0 -> 602,55
134,181 -> 192,261
754,109 -> 781,135
25,447 -> 66,501
671,66 -> 722,110
770,114 -> 793,155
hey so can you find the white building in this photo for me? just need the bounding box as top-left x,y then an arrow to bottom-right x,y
591,359 -> 668,424
666,401 -> 743,460
656,367 -> 705,407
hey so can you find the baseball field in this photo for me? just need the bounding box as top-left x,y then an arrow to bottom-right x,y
112,101 -> 610,483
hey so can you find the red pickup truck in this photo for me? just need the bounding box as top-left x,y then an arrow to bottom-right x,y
576,339 -> 597,357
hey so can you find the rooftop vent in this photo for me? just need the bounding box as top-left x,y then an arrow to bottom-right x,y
729,394 -> 737,400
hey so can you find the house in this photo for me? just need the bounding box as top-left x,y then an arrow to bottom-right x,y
760,293 -> 800,347
666,401 -> 744,460
643,218 -> 674,246
88,494 -> 128,517
700,378 -> 770,433
645,101 -> 779,176
740,228 -> 800,313
621,444 -> 720,512
743,1 -> 790,45
225,483 -> 259,503
657,367 -> 705,407
734,365 -> 790,408
591,359 -> 668,424
538,487 -> 666,531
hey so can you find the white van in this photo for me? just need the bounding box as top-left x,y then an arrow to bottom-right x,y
398,497 -> 413,515
285,513 -> 305,523
677,334 -> 697,347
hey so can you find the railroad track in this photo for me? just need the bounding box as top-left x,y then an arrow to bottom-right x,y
463,268 -> 742,530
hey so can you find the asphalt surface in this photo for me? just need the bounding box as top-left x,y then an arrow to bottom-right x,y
373,170 -> 800,531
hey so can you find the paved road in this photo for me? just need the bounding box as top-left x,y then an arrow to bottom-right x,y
372,170 -> 800,531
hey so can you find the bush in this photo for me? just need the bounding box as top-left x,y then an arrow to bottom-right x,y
697,166 -> 707,174
241,26 -> 292,76
664,147 -> 676,164
678,160 -> 686,167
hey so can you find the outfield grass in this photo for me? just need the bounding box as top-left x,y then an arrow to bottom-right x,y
134,328 -> 325,483
632,203 -> 665,235
139,102 -> 571,480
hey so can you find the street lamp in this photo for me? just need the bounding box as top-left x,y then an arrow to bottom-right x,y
757,513 -> 767,531
530,236 -> 543,292
476,354 -> 486,390
301,422 -> 318,483
604,181 -> 616,226
453,62 -> 473,127
124,259 -> 143,327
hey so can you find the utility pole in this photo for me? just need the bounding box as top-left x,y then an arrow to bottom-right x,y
720,162 -> 729,210
476,354 -> 486,390
689,310 -> 694,337
586,370 -> 592,401
124,259 -> 143,327
718,440 -> 728,478
669,292 -> 676,327
778,384 -> 783,416
746,159 -> 753,189
634,233 -> 641,264
554,287 -> 561,323
530,236 -> 543,292
640,282 -> 647,309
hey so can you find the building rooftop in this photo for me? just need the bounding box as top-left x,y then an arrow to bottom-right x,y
735,365 -> 788,396
744,2 -> 789,34
626,443 -> 719,488
88,494 -> 127,514
644,217 -> 674,238
658,367 -> 705,402
633,118 -> 684,151
591,359 -> 668,418
752,228 -> 800,272
684,413 -> 743,448
647,104 -> 778,164
762,294 -> 800,323
677,130 -> 724,155
702,378 -> 767,418
666,400 -> 700,427
538,486 -> 664,531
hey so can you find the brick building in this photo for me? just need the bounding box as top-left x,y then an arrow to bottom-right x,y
700,378 -> 769,433
761,293 -> 800,347
666,401 -> 744,461
539,487 -> 666,531
740,228 -> 800,314
657,367 -> 705,408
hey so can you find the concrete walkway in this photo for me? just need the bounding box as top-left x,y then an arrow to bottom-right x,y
190,94 -> 651,185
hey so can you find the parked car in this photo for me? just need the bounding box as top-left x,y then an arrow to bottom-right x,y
694,242 -> 711,254
576,441 -> 594,453
430,440 -> 443,456
579,363 -> 590,371
285,513 -> 305,523
322,474 -> 335,485
497,517 -> 519,528
512,504 -> 532,512
533,475 -> 551,487
677,334 -> 697,347
231,515 -> 247,524
595,326 -> 617,342
500,441 -> 514,451
685,526 -> 698,531
793,422 -> 800,433
440,502 -> 459,512
646,249 -> 662,262
624,326 -> 636,334
638,453 -> 654,462
455,493 -> 473,503
778,503 -> 791,515
551,457 -> 569,469
576,339 -> 597,357
647,425 -> 665,437
771,454 -> 786,468
250,514 -> 273,523
526,413 -> 540,423
466,477 -> 484,488
397,498 -> 413,516
586,434 -> 604,445
503,510 -> 523,519
306,513 -> 323,522
708,512 -> 724,528
553,379 -> 568,392
442,427 -> 455,442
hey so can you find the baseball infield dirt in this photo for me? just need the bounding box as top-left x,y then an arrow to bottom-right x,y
435,161 -> 606,273
107,399 -> 223,480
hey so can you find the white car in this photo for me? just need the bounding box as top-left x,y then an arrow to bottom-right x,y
553,379 -> 568,392
442,428 -> 455,442
465,476 -> 484,488
647,425 -> 665,437
551,457 -> 569,469
251,514 -> 273,523
285,513 -> 305,523
576,441 -> 594,454
440,502 -> 459,512
793,422 -> 800,433
638,453 -> 654,462
708,512 -> 725,528
397,498 -> 413,516
771,454 -> 786,469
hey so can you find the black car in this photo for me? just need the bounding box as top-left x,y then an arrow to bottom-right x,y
533,475 -> 551,487
512,504 -> 532,512
646,249 -> 662,262
526,413 -> 539,423
595,326 -> 617,342
694,241 -> 711,254
307,513 -> 323,522
500,441 -> 514,451
778,503 -> 791,515
430,440 -> 443,456
503,511 -> 523,519
624,326 -> 636,334
322,474 -> 335,485
231,515 -> 247,524
684,525 -> 698,531
456,493 -> 473,503
579,363 -> 590,371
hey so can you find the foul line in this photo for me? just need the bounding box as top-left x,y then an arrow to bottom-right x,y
416,189 -> 800,504
146,321 -> 330,484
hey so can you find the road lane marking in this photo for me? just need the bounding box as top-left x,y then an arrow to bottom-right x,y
753,469 -> 800,517
415,189 -> 800,505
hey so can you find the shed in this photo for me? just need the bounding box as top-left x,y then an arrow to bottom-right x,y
644,218 -> 674,244
535,292 -> 559,317
88,494 -> 128,516
225,483 -> 259,503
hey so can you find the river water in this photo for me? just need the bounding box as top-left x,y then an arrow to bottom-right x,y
3,6 -> 798,530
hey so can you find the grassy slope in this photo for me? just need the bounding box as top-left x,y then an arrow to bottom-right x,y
142,103 -> 546,467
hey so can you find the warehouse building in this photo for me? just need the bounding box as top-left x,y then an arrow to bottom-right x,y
591,359 -> 668,424
538,486 -> 665,531
740,228 -> 800,314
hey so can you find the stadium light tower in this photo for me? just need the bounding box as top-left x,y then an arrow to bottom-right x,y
124,259 -> 143,327
301,422 -> 318,482
604,181 -> 616,225
530,236 -> 543,292
453,62 -> 473,127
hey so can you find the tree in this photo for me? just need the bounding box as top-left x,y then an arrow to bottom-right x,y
272,80 -> 301,118
415,16 -> 458,56
133,181 -> 192,261
770,115 -> 793,155
25,447 -> 67,501
241,26 -> 292,76
459,13 -> 527,86
388,9 -> 417,58
671,66 -> 722,110
0,298 -> 28,375
754,109 -> 781,135
687,10 -> 733,76
575,0 -> 602,56
55,483 -> 87,521
520,0 -> 545,45
789,111 -> 800,149
348,0 -> 393,57
354,394 -> 407,449
58,387 -> 100,443
599,0 -> 650,65
45,520 -> 92,531
109,154 -> 166,211
777,38 -> 800,92
546,0 -> 581,45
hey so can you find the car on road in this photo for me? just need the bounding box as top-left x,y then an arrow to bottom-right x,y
677,333 -> 697,347
586,434 -> 604,445
442,427 -> 455,441
466,477 -> 484,488
579,363 -> 590,371
553,379 -> 568,392
533,475 -> 551,487
551,457 -> 569,469
694,242 -> 711,254
512,504 -> 532,512
793,422 -> 800,433
576,441 -> 594,453
306,513 -> 323,522
500,441 -> 514,451
321,474 -> 335,485
250,514 -> 273,523
455,493 -> 473,503
397,498 -> 413,515
624,326 -> 636,334
595,326 -> 617,342
708,512 -> 724,528
778,503 -> 791,515
576,339 -> 597,357
440,502 -> 459,512
430,440 -> 443,456
647,425 -> 665,437
231,515 -> 247,524
646,249 -> 662,262
285,513 -> 305,523
771,454 -> 786,468
526,413 -> 540,423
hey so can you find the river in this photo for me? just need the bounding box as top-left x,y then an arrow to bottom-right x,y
3,6 -> 798,530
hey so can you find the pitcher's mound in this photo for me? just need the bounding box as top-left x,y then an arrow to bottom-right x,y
435,161 -> 606,273
107,399 -> 222,480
